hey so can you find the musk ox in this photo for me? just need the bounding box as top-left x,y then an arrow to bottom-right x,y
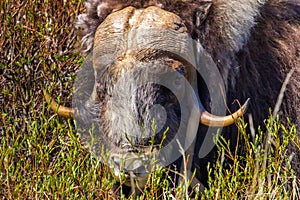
45,0 -> 300,192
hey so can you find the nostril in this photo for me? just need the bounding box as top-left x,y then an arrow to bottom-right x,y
110,156 -> 123,173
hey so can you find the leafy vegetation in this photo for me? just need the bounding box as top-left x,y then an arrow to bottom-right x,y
1,0 -> 299,199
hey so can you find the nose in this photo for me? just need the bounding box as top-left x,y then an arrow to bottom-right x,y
110,153 -> 150,176
109,151 -> 158,187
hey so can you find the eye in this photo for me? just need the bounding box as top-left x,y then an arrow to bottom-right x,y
176,65 -> 185,74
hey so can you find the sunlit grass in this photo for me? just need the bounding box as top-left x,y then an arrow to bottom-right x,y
1,109 -> 299,199
203,116 -> 299,199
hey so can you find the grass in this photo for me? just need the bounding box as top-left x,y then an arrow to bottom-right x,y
0,0 -> 299,199
204,116 -> 299,199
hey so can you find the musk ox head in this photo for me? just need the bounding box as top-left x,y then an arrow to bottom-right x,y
45,5 -> 250,187
45,0 -> 300,189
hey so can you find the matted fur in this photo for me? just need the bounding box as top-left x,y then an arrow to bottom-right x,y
76,0 -> 300,180
77,0 -> 264,54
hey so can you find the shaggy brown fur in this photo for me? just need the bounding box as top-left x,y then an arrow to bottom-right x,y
77,0 -> 300,182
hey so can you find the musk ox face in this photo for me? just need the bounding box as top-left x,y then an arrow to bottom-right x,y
74,7 -> 203,174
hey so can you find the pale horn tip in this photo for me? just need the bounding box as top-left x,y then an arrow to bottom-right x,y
200,98 -> 250,127
43,90 -> 74,118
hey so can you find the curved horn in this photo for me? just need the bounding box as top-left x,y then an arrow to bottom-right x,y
200,98 -> 250,127
44,90 -> 75,118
